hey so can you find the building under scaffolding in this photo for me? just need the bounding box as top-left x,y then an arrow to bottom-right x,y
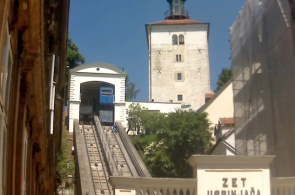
231,0 -> 295,177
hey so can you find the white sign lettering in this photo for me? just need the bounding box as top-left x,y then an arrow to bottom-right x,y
200,171 -> 264,195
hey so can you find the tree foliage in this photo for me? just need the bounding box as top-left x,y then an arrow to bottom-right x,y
215,68 -> 232,92
66,35 -> 86,69
127,103 -> 164,135
119,69 -> 140,101
128,104 -> 213,177
125,74 -> 140,101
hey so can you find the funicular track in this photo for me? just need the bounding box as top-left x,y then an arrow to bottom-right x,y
92,116 -> 151,178
82,124 -> 112,195
93,119 -> 135,177
102,126 -> 134,176
78,116 -> 151,194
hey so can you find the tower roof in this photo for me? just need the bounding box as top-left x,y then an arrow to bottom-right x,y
151,19 -> 204,25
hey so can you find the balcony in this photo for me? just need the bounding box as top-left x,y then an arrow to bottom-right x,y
164,10 -> 190,20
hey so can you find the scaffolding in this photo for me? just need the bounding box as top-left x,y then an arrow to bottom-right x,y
230,0 -> 295,177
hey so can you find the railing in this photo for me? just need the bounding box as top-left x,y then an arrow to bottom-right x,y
109,176 -> 295,195
93,116 -> 120,176
116,121 -> 151,177
164,10 -> 190,20
271,177 -> 295,195
109,176 -> 197,195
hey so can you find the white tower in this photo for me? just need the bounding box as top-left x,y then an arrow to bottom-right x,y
146,0 -> 211,110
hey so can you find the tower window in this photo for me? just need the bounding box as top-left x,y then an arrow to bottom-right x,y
177,73 -> 182,80
174,6 -> 179,14
177,95 -> 183,101
175,72 -> 184,81
176,54 -> 182,62
179,34 -> 184,45
172,34 -> 178,45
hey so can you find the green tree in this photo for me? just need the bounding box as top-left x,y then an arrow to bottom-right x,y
126,103 -> 146,134
64,35 -> 86,103
57,34 -> 84,188
128,105 -> 212,177
214,68 -> 232,92
119,69 -> 140,101
157,111 -> 212,177
125,74 -> 140,101
127,103 -> 165,135
66,35 -> 86,69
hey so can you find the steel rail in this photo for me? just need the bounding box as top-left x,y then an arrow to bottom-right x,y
82,124 -> 112,195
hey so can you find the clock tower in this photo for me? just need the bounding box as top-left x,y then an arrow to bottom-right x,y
145,0 -> 211,110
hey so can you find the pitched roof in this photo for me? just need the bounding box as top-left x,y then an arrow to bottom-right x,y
152,19 -> 204,25
205,93 -> 215,99
219,117 -> 235,125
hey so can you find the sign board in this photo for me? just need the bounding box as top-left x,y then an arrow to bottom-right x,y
188,155 -> 274,195
203,170 -> 263,195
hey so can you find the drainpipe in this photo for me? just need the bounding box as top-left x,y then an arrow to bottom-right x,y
49,54 -> 56,134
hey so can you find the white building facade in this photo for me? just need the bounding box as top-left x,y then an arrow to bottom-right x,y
146,0 -> 211,111
68,63 -> 183,132
197,81 -> 234,136
68,63 -> 126,132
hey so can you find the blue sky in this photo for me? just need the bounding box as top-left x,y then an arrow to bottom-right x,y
69,0 -> 246,101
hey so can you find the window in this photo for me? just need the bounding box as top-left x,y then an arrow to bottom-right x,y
0,24 -> 12,194
179,34 -> 184,45
175,72 -> 184,81
1,26 -> 13,114
176,54 -> 182,62
174,6 -> 179,14
172,34 -> 185,45
177,95 -> 183,101
177,73 -> 182,80
172,35 -> 178,45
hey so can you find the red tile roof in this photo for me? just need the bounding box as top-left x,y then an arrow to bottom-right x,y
205,93 -> 215,99
152,19 -> 204,25
219,118 -> 235,125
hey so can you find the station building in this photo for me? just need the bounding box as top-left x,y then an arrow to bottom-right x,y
68,63 -> 181,133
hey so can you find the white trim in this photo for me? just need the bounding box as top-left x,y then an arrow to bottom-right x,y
23,130 -> 28,195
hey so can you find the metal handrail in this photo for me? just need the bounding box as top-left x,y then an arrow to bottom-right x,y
93,116 -> 120,176
116,122 -> 151,177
